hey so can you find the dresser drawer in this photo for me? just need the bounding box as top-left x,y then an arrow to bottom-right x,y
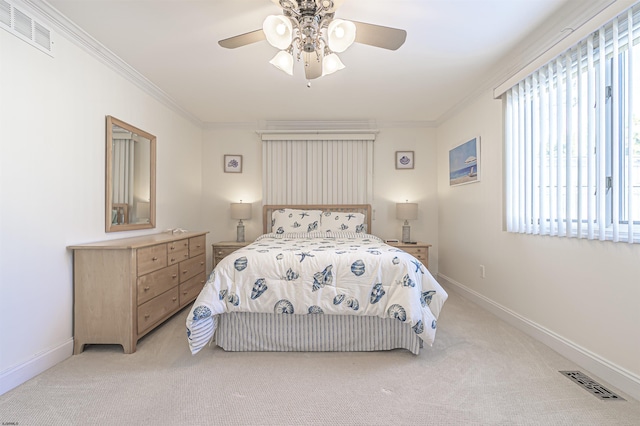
137,244 -> 167,276
189,235 -> 206,258
179,271 -> 206,306
137,264 -> 179,305
168,250 -> 189,265
137,288 -> 180,334
179,254 -> 206,282
168,239 -> 189,265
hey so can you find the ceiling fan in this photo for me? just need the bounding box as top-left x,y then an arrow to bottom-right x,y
218,0 -> 407,80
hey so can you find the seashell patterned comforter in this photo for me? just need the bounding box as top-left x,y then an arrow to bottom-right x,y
186,232 -> 448,354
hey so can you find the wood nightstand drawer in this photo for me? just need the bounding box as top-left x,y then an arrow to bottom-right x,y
214,247 -> 238,259
212,241 -> 252,267
386,242 -> 431,269
404,247 -> 426,259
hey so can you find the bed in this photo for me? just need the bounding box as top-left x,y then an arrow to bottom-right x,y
186,204 -> 447,355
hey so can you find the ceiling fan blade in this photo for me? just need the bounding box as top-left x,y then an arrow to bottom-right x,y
304,52 -> 323,80
352,21 -> 407,50
219,29 -> 265,49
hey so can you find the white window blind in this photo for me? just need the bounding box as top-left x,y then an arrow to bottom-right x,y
262,134 -> 374,205
505,3 -> 640,243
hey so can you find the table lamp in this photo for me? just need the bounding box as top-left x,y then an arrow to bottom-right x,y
396,201 -> 418,243
230,201 -> 251,242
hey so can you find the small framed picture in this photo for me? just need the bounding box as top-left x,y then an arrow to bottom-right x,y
449,136 -> 480,186
224,155 -> 242,173
395,151 -> 414,169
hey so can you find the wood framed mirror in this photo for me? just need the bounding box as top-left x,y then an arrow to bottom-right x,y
105,116 -> 156,232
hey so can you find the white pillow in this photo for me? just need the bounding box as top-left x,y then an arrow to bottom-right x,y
320,211 -> 366,234
271,209 -> 322,234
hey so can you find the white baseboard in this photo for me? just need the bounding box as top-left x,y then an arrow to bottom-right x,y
437,273 -> 640,402
0,338 -> 73,395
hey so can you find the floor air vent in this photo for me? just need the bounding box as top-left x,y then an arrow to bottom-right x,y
560,371 -> 625,400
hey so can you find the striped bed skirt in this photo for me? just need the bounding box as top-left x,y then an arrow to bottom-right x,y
215,312 -> 423,354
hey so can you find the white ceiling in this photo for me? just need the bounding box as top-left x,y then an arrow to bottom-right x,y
45,0 -> 595,125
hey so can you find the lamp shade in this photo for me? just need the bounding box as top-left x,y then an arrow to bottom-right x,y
322,52 -> 345,76
230,202 -> 252,220
396,202 -> 418,220
263,15 -> 293,50
327,19 -> 356,53
269,50 -> 294,75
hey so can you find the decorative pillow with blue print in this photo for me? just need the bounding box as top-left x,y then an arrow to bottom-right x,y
271,209 -> 323,234
320,211 -> 366,234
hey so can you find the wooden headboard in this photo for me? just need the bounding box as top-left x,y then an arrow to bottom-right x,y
263,204 -> 372,234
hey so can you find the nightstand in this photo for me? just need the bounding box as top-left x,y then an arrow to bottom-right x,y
386,241 -> 431,269
212,241 -> 252,267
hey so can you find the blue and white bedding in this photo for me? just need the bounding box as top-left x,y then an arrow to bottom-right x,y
186,232 -> 448,354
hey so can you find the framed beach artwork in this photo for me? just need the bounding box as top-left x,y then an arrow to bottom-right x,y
449,137 -> 480,186
224,155 -> 242,173
395,151 -> 414,169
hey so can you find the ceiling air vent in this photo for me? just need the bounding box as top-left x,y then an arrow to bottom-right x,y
0,0 -> 53,56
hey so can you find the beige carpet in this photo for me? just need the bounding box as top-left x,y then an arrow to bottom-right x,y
1,288 -> 639,425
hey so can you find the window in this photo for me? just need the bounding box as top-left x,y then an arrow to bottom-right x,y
261,134 -> 375,205
505,5 -> 640,243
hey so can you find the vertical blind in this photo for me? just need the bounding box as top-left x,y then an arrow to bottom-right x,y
505,3 -> 640,243
262,134 -> 374,205
112,136 -> 135,207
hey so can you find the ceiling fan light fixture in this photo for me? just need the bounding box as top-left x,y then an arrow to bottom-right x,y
327,19 -> 356,53
263,15 -> 293,50
322,52 -> 345,76
269,50 -> 294,75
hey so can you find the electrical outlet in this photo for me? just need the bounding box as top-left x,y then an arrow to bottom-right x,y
480,265 -> 486,279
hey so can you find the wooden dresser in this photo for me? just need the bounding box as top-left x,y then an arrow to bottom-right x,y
69,231 -> 207,354
386,241 -> 431,269
212,241 -> 252,267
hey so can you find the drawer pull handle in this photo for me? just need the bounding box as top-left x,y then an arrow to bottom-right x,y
170,258 -> 176,262
143,286 -> 150,291
172,274 -> 178,279
183,270 -> 188,274
144,314 -> 150,319
217,251 -> 223,255
170,246 -> 175,251
172,297 -> 178,302
152,257 -> 158,261
200,262 -> 204,266
182,291 -> 188,295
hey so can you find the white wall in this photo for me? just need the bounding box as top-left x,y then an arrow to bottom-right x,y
0,28 -> 203,393
436,89 -> 640,399
201,125 -> 439,274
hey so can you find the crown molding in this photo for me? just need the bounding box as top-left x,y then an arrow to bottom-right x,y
203,119 -> 437,130
19,0 -> 203,127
